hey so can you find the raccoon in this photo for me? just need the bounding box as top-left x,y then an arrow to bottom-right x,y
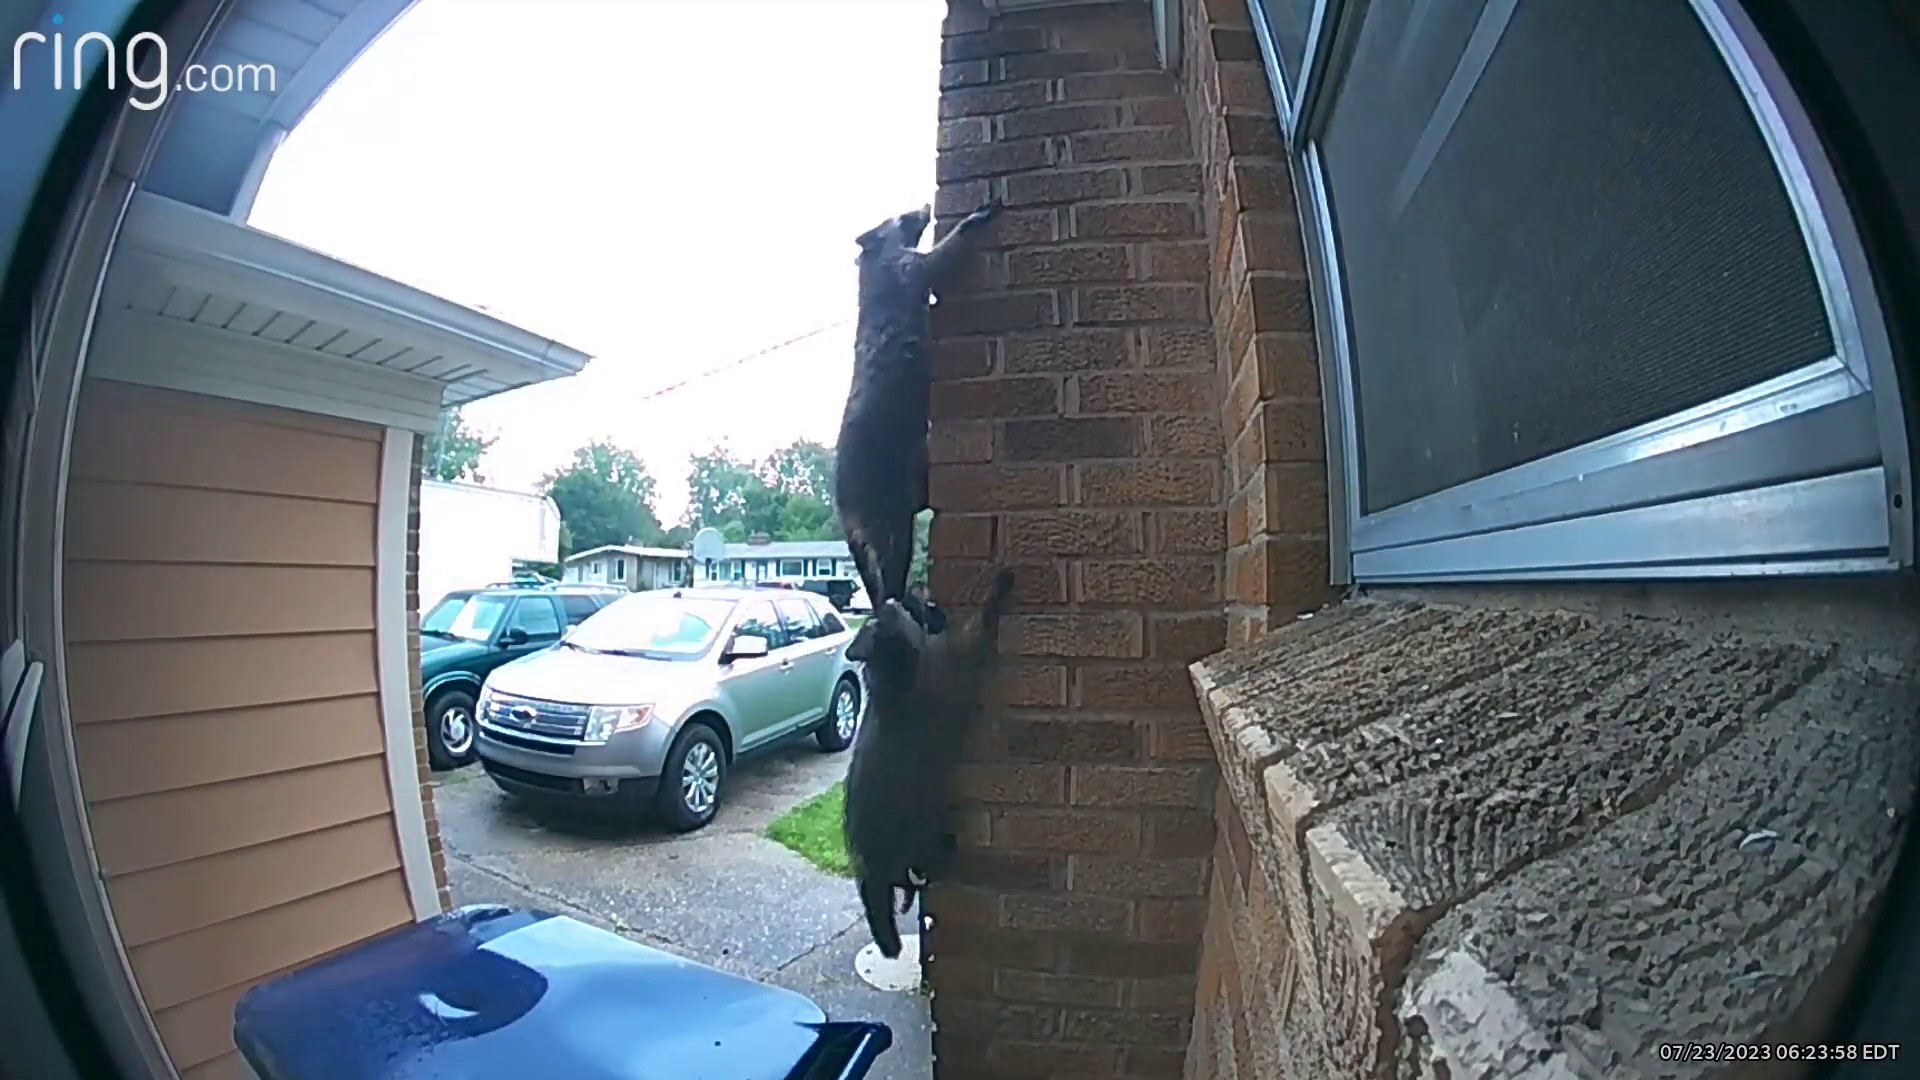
842,567 -> 1015,959
835,201 -> 998,611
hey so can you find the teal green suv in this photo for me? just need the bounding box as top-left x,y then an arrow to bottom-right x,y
419,583 -> 626,769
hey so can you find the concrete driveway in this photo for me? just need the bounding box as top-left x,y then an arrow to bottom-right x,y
432,739 -> 931,1079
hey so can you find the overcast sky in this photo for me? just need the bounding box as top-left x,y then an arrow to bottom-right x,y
248,0 -> 943,524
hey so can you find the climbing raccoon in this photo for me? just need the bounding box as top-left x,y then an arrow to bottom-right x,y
834,200 -> 998,611
841,567 -> 1015,959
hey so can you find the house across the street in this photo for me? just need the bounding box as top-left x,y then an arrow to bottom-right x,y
562,545 -> 690,590
691,534 -> 855,586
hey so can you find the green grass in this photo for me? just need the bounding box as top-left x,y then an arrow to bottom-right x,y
844,613 -> 869,630
767,781 -> 852,878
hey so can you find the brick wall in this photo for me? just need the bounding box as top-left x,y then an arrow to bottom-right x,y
406,437 -> 453,912
1186,0 -> 1333,645
925,3 -> 1227,1077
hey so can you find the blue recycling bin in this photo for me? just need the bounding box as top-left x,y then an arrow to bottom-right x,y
232,904 -> 892,1080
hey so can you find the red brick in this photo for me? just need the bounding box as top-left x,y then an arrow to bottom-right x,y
939,116 -> 992,150
1248,398 -> 1326,466
930,559 -> 1065,605
1130,96 -> 1190,127
930,376 -> 1059,420
1227,535 -> 1331,610
1008,245 -> 1132,285
1127,1044 -> 1195,1075
926,884 -> 999,929
1139,899 -> 1208,943
1149,710 -> 1217,763
1078,284 -> 1206,324
929,419 -> 994,463
1002,49 -> 1118,80
929,513 -> 995,558
929,956 -> 995,998
1254,462 -> 1329,535
1075,664 -> 1197,710
1000,661 -> 1069,707
943,26 -> 1048,62
1225,157 -> 1294,212
972,208 -> 1059,249
1078,371 -> 1213,414
1059,1007 -> 1192,1045
1142,326 -> 1215,368
931,291 -> 1061,336
1210,26 -> 1262,62
1001,894 -> 1133,934
1079,461 -> 1217,507
1200,0 -> 1252,28
1005,167 -> 1127,207
940,80 -> 1050,118
1247,270 -> 1312,333
1064,939 -> 1199,978
936,178 -> 992,218
986,1040 -> 1124,1076
1002,714 -> 1140,763
938,139 -> 1051,182
1150,612 -> 1226,664
1005,331 -> 1129,373
1149,415 -> 1223,458
995,969 -> 1127,1008
1150,509 -> 1225,554
1071,765 -> 1208,808
938,999 -> 1061,1042
1001,417 -> 1140,461
1143,812 -> 1215,858
1003,510 -> 1140,556
931,464 -> 1062,511
933,340 -> 998,382
1001,612 -> 1144,658
956,764 -> 1067,804
1139,164 -> 1202,194
1241,209 -> 1306,273
932,923 -> 1061,971
1004,103 -> 1120,139
1078,559 -> 1219,605
997,808 -> 1143,853
1073,127 -> 1192,163
1223,109 -> 1284,156
1061,71 -> 1173,100
1073,201 -> 1198,240
941,60 -> 992,89
1143,241 -> 1209,282
950,850 -> 1058,891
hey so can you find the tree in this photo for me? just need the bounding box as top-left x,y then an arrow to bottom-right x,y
682,439 -> 844,542
422,408 -> 495,483
540,440 -> 665,554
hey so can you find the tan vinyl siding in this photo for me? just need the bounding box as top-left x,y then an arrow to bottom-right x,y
65,380 -> 414,1074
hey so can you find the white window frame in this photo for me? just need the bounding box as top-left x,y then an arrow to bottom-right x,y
1247,0 -> 1912,583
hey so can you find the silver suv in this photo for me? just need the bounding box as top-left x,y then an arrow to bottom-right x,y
474,586 -> 864,830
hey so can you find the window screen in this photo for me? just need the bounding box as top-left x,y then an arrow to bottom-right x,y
1319,0 -> 1834,513
1258,0 -> 1317,95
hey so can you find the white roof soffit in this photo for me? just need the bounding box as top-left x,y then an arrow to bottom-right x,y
89,190 -> 591,431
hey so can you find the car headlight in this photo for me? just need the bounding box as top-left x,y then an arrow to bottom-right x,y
583,704 -> 653,742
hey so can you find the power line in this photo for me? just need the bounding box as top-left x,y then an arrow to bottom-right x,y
631,317 -> 853,403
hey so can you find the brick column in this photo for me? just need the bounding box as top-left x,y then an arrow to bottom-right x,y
925,3 -> 1226,1077
405,437 -> 453,913
1188,0 -> 1333,645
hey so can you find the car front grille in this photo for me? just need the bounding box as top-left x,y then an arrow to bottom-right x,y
483,690 -> 590,740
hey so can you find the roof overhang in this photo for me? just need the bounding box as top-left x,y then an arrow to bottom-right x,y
564,545 -> 691,565
89,190 -> 590,433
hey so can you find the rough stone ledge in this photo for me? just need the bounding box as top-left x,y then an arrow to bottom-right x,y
1189,595 -> 1919,1080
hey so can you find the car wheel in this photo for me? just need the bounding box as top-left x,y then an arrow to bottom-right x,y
816,676 -> 862,752
426,689 -> 477,771
657,723 -> 726,832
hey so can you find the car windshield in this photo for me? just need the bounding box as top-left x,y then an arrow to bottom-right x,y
422,594 -> 511,643
563,594 -> 735,659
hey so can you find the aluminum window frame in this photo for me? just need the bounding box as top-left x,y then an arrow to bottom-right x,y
1250,0 -> 1912,583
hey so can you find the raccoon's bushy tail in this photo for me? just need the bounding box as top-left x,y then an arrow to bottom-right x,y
860,876 -> 903,959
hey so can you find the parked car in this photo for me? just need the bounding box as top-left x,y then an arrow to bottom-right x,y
418,583 -> 627,770
754,576 -> 856,611
474,586 -> 865,831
